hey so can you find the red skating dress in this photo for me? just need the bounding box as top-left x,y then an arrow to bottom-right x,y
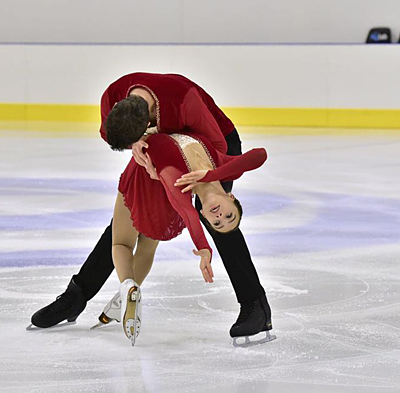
118,133 -> 267,260
100,72 -> 234,154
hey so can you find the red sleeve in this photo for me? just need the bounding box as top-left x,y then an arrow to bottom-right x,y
182,88 -> 228,154
202,148 -> 267,183
158,165 -> 213,260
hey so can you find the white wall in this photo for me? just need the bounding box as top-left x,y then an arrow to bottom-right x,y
0,44 -> 399,109
1,0 -> 399,44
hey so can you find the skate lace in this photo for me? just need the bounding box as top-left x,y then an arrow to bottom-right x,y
236,302 -> 256,325
48,291 -> 75,315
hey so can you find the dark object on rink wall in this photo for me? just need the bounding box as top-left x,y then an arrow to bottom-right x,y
366,28 -> 392,43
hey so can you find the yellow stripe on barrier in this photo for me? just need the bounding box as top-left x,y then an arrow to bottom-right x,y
222,108 -> 400,129
0,103 -> 100,123
0,104 -> 399,130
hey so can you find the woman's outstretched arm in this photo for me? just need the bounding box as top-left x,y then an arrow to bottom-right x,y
158,166 -> 214,283
175,148 -> 267,192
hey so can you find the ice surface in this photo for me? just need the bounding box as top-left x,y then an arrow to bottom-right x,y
0,128 -> 399,393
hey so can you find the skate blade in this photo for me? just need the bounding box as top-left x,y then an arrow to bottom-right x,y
126,319 -> 138,346
124,315 -> 141,346
90,312 -> 120,330
233,331 -> 277,348
26,320 -> 77,331
123,287 -> 141,345
90,319 -> 118,330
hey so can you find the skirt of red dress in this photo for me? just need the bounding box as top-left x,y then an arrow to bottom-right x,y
118,158 -> 186,241
118,132 -> 221,241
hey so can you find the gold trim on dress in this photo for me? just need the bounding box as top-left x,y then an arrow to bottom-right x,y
166,135 -> 192,173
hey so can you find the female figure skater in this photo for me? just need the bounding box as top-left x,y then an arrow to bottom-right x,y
112,130 -> 269,346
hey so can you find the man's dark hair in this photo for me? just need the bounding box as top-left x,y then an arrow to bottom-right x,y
106,95 -> 150,151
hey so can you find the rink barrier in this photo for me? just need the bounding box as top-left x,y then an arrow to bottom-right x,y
1,104 -> 400,130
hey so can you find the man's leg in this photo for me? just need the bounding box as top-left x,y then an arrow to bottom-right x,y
30,222 -> 115,328
195,196 -> 273,339
195,128 -> 274,339
195,198 -> 265,303
208,129 -> 266,303
73,222 -> 114,300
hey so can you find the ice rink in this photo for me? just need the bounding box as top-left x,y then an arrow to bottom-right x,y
0,126 -> 399,393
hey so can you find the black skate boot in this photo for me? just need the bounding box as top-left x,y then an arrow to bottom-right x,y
27,278 -> 87,330
229,295 -> 276,347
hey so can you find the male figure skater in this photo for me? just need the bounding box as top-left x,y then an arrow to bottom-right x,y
30,72 -> 273,343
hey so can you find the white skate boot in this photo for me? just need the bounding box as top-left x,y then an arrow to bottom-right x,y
90,291 -> 121,330
120,279 -> 142,346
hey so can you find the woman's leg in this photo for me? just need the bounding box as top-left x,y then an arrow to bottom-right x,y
112,192 -> 140,283
113,192 -> 156,345
132,234 -> 159,285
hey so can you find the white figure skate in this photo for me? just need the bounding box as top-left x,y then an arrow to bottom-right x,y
90,291 -> 121,330
120,279 -> 142,346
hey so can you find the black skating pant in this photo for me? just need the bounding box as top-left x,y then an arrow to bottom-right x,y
73,129 -> 266,304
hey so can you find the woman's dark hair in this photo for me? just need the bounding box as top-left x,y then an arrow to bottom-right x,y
203,198 -> 243,234
106,95 -> 150,151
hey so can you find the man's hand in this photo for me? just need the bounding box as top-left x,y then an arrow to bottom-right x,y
174,169 -> 209,193
131,139 -> 149,167
193,249 -> 213,283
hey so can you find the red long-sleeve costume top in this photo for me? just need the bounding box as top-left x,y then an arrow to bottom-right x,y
100,72 -> 235,153
119,133 -> 267,260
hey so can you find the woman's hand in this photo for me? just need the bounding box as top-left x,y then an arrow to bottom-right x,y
144,153 -> 159,180
193,249 -> 213,283
174,169 -> 209,193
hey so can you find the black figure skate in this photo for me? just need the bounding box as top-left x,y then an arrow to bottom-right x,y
230,295 -> 276,348
27,278 -> 87,331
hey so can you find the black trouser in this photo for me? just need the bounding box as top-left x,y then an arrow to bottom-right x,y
74,129 -> 266,304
